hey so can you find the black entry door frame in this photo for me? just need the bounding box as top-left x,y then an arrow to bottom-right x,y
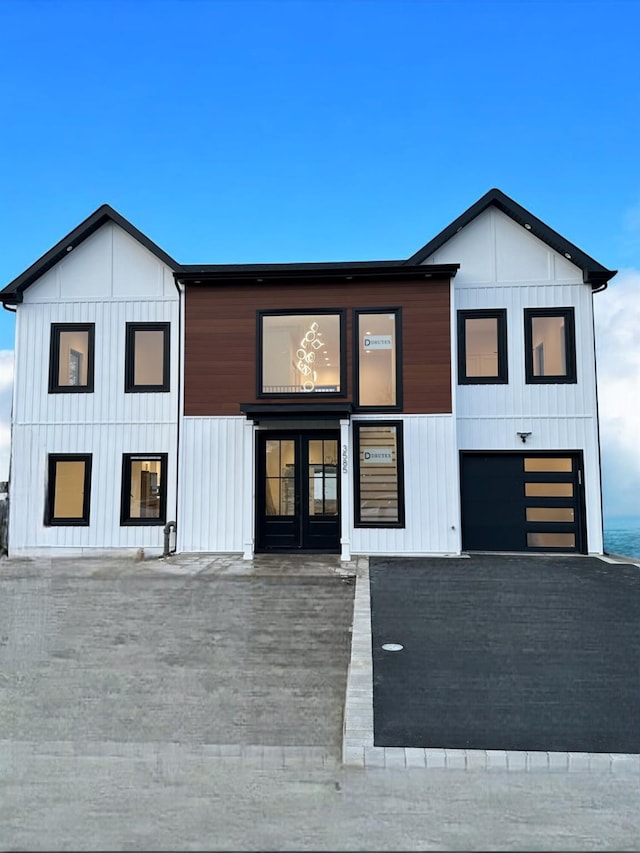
255,430 -> 341,552
460,450 -> 587,553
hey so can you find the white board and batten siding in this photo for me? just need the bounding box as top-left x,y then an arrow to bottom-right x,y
350,414 -> 460,557
178,414 -> 461,558
177,417 -> 247,553
9,222 -> 179,556
426,206 -> 604,553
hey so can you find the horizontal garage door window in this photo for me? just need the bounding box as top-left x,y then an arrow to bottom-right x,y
45,454 -> 92,525
524,457 -> 573,472
354,422 -> 404,527
526,507 -> 575,522
525,482 -> 574,497
527,532 -> 576,548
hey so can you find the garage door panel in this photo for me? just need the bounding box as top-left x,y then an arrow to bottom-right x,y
461,452 -> 585,553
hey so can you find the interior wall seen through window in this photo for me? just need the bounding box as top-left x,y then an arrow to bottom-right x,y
129,459 -> 162,519
531,316 -> 567,376
53,460 -> 86,518
465,317 -> 498,377
134,330 -> 165,386
58,330 -> 89,386
262,315 -> 341,393
358,314 -> 396,406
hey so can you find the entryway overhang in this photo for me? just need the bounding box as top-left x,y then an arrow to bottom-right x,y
240,402 -> 354,422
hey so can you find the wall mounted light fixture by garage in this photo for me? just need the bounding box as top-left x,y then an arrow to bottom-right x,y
517,431 -> 532,443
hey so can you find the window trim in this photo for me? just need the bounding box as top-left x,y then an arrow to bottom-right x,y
353,420 -> 405,529
457,309 -> 508,385
256,309 -> 347,398
353,307 -> 403,411
48,323 -> 95,393
524,307 -> 576,384
45,453 -> 92,526
124,323 -> 170,393
120,453 -> 168,526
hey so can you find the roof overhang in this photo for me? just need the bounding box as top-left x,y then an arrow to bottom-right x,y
175,263 -> 458,286
240,402 -> 354,421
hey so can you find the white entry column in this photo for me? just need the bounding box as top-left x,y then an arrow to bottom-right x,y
340,418 -> 351,561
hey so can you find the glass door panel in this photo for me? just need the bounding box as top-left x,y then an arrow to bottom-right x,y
265,439 -> 295,516
257,432 -> 340,552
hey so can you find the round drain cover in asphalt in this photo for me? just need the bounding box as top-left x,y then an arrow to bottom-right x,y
381,643 -> 404,652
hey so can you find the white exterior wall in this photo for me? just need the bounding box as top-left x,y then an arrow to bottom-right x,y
426,207 -> 603,553
350,414 -> 460,556
9,223 -> 179,556
177,417 -> 247,553
178,414 -> 461,557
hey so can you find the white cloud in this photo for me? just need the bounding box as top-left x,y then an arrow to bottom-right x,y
594,269 -> 640,518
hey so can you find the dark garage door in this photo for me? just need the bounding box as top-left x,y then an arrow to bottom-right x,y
461,452 -> 586,553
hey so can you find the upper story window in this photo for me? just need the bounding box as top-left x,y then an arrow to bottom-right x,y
524,308 -> 576,384
457,309 -> 508,384
45,454 -> 92,525
258,311 -> 345,396
125,323 -> 170,393
354,309 -> 402,409
49,323 -> 95,393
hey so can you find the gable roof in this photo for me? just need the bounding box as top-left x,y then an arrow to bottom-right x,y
0,204 -> 181,304
1,190 -> 616,304
406,188 -> 617,290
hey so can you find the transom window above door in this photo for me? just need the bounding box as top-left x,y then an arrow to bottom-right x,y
258,311 -> 345,396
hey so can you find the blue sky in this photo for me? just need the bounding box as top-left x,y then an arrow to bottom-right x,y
0,0 -> 639,517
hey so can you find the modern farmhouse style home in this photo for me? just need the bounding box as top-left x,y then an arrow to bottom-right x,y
0,190 -> 616,559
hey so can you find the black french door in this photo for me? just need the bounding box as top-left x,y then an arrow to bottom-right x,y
256,432 -> 340,552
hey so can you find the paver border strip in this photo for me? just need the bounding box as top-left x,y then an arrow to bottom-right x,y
342,556 -> 640,773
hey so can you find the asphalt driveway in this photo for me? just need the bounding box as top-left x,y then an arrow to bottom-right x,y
370,555 -> 640,753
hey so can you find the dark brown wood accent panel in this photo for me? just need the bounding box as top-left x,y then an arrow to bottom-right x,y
184,280 -> 451,415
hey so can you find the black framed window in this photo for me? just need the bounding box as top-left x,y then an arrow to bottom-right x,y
524,308 -> 576,384
353,421 -> 405,528
257,310 -> 345,396
457,309 -> 508,384
49,323 -> 95,393
125,323 -> 170,392
45,454 -> 92,525
354,309 -> 402,409
120,454 -> 168,525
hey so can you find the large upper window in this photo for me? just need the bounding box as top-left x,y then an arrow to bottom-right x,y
125,323 -> 170,393
457,309 -> 508,384
524,308 -> 576,383
45,454 -> 92,525
354,309 -> 401,409
353,422 -> 405,528
120,454 -> 168,525
258,311 -> 345,396
49,324 -> 95,393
